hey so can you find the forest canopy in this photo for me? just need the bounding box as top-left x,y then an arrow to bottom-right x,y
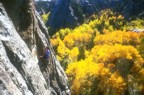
49,9 -> 144,95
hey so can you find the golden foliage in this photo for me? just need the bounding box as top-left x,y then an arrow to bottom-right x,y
66,58 -> 110,95
108,73 -> 126,95
91,44 -> 140,63
94,31 -> 140,46
50,9 -> 144,95
69,47 -> 79,62
57,38 -> 70,61
41,13 -> 49,23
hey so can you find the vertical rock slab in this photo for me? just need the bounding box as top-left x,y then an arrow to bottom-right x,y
0,0 -> 70,95
0,2 -> 50,95
0,41 -> 32,95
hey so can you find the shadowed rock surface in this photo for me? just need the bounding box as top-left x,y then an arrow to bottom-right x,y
46,0 -> 78,35
0,0 -> 70,95
35,0 -> 144,35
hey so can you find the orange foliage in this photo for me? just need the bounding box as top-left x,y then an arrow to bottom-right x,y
108,73 -> 126,95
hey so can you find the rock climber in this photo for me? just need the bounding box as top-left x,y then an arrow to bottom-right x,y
39,47 -> 50,64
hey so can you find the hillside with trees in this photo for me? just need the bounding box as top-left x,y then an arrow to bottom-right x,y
50,9 -> 144,95
36,0 -> 144,35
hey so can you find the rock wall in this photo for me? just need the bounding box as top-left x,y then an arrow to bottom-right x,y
0,0 -> 70,95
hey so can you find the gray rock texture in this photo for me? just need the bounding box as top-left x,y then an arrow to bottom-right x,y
0,1 -> 70,95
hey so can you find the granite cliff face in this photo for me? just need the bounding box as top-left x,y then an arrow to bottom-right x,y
0,0 -> 70,95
